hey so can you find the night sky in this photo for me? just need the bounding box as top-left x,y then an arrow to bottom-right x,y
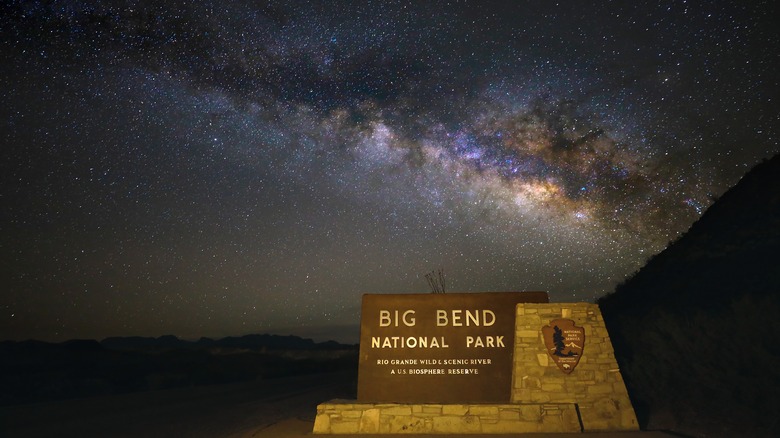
2,1 -> 777,343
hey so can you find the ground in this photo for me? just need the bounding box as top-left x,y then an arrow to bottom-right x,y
1,370 -> 677,437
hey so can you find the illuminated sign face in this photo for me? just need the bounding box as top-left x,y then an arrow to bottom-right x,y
357,292 -> 548,403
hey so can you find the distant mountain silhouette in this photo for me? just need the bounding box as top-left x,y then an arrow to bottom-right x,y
197,334 -> 317,350
62,339 -> 104,352
598,154 -> 780,438
100,333 -> 348,351
1,333 -> 357,406
101,335 -> 189,350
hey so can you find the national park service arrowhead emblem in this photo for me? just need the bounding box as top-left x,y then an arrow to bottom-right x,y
542,319 -> 585,374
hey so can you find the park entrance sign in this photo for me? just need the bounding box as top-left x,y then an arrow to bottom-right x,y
357,292 -> 548,403
315,295 -> 639,434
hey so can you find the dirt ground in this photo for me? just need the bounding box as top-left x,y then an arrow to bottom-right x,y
1,370 -> 677,437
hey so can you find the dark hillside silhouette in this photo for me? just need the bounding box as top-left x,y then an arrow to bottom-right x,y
599,154 -> 780,437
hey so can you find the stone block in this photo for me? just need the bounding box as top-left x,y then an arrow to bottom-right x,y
468,405 -> 499,417
482,420 -> 539,433
312,412 -> 331,434
522,376 -> 541,389
432,415 -> 481,434
541,383 -> 563,392
519,405 -> 542,422
517,329 -> 540,338
513,388 -> 532,402
583,419 -> 610,431
544,376 -> 565,384
441,404 -> 468,415
587,384 -> 615,395
386,416 -> 428,433
593,398 -> 619,419
499,408 -> 521,421
422,405 -> 442,414
541,414 -> 563,432
342,410 -> 362,418
383,406 -> 412,416
330,419 -> 359,434
562,407 -> 581,431
529,392 -> 552,403
359,408 -> 380,433
519,314 -> 542,324
587,343 -> 604,354
621,403 -> 639,429
523,366 -> 547,377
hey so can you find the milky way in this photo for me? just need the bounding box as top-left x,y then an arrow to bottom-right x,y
2,1 -> 778,342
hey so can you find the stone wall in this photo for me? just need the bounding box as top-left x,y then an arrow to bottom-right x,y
512,303 -> 638,431
313,401 -> 580,434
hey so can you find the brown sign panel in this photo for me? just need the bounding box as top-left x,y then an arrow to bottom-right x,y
542,319 -> 585,374
357,291 -> 549,403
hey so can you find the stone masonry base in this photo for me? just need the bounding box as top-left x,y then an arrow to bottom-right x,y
313,400 -> 582,434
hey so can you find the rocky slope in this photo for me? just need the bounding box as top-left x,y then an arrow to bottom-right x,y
598,154 -> 780,437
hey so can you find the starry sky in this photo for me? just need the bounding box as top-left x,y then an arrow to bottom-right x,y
1,1 -> 778,343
